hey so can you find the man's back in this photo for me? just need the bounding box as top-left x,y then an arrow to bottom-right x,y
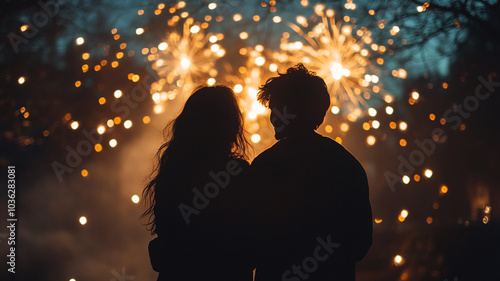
249,132 -> 372,281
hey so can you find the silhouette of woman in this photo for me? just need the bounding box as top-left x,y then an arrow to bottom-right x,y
142,85 -> 253,281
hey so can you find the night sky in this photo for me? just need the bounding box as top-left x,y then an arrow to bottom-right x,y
1,0 -> 500,280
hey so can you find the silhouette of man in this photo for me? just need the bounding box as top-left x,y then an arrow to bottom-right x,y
249,64 -> 372,281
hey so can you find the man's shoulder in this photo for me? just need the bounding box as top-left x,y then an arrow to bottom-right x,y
317,135 -> 365,168
316,134 -> 352,154
251,140 -> 286,165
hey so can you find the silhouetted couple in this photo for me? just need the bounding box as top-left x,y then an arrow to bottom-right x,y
142,64 -> 372,281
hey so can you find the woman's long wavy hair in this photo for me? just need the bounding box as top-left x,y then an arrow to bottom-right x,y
141,85 -> 250,235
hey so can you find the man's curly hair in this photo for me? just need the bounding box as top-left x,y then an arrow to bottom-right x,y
258,63 -> 330,130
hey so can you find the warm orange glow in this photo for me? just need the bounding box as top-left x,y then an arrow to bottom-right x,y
94,144 -> 102,152
362,122 -> 370,131
440,185 -> 448,194
366,135 -> 376,146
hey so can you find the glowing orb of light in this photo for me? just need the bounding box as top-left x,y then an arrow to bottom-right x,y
154,105 -> 164,114
366,135 -> 376,146
114,90 -> 122,98
71,121 -> 79,130
79,216 -> 87,225
158,42 -> 168,50
386,106 -> 394,115
234,84 -> 243,93
424,169 -> 433,178
180,57 -> 191,70
368,108 -> 377,117
402,175 -> 410,184
440,185 -> 448,194
124,120 -> 132,129
400,209 -> 408,218
251,134 -> 261,143
394,255 -> 403,265
255,56 -> 266,66
190,25 -> 200,33
331,106 -> 340,114
76,37 -> 84,45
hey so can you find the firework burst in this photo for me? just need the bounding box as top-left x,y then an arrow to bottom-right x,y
282,5 -> 384,120
151,17 -> 223,99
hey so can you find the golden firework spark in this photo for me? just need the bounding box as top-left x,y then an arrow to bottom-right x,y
282,5 -> 384,121
151,17 -> 222,99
